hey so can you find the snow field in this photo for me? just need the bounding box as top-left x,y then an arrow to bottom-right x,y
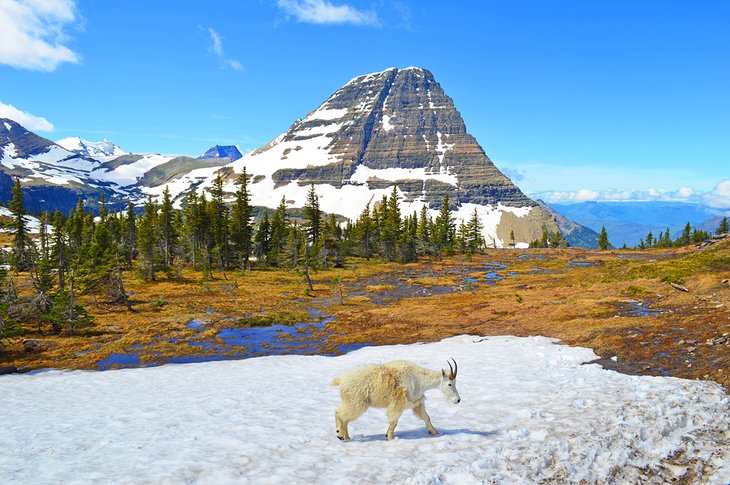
1,335 -> 728,484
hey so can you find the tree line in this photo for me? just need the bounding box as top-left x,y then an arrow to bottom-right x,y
0,174 -> 494,344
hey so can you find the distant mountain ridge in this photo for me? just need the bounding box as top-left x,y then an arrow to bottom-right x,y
56,137 -> 127,157
550,201 -> 729,247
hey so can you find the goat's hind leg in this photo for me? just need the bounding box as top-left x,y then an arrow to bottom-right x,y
413,401 -> 438,436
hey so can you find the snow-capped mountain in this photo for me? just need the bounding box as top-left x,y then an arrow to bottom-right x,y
56,137 -> 127,157
173,67 -> 558,247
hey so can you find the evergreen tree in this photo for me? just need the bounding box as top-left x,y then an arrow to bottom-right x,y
304,184 -> 321,245
646,231 -> 654,248
254,211 -> 271,264
9,178 -> 32,271
50,210 -> 68,290
138,195 -> 158,282
124,202 -> 137,265
679,222 -> 692,246
717,216 -> 729,235
268,197 -> 289,267
598,226 -> 611,250
416,205 -> 432,256
466,208 -> 484,254
433,194 -> 455,257
209,174 -> 230,270
158,187 -> 178,271
354,203 -> 374,259
33,211 -> 54,295
380,186 -> 401,261
231,169 -> 254,269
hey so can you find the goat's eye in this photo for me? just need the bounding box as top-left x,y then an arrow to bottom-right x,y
448,383 -> 452,387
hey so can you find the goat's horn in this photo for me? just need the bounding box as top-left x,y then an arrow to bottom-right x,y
447,359 -> 455,379
450,358 -> 458,379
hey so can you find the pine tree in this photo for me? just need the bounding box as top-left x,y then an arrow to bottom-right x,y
138,195 -> 158,282
679,222 -> 692,246
380,186 -> 401,261
646,231 -> 654,248
466,208 -> 484,254
598,226 -> 610,250
433,194 -> 455,257
304,184 -> 321,245
268,197 -> 289,267
231,169 -> 254,269
50,210 -> 68,290
416,205 -> 432,256
254,211 -> 271,264
9,178 -> 32,271
158,187 -> 178,271
717,217 -> 729,235
209,174 -> 230,270
354,203 -> 374,259
33,211 -> 54,295
124,202 -> 137,265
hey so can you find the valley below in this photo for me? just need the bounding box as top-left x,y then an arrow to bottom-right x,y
3,238 -> 729,391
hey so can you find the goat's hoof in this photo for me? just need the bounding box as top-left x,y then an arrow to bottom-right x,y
337,436 -> 344,441
429,429 -> 439,436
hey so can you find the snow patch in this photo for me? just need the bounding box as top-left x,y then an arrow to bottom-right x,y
0,336 -> 727,484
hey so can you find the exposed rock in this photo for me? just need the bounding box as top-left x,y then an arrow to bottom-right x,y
670,283 -> 689,292
22,339 -> 51,353
0,366 -> 19,375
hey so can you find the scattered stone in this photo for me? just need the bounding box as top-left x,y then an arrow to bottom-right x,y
686,339 -> 698,344
677,339 -> 685,345
687,347 -> 697,352
22,339 -> 50,353
714,336 -> 727,345
670,283 -> 689,292
0,366 -> 19,375
721,279 -> 729,286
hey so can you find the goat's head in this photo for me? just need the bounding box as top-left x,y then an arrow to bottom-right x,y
439,358 -> 461,404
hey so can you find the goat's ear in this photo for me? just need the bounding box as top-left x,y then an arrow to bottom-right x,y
441,369 -> 446,378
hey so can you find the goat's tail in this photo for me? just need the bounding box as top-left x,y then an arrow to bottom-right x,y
331,377 -> 341,387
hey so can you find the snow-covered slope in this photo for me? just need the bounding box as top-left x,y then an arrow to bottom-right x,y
1,335 -> 727,484
0,206 -> 42,233
56,136 -> 127,157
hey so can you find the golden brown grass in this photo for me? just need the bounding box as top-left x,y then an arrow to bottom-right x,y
2,242 -> 729,390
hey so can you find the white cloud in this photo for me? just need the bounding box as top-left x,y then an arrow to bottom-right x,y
205,28 -> 242,71
0,0 -> 80,71
276,0 -> 379,26
703,179 -> 730,209
0,100 -> 54,131
532,184 -> 729,207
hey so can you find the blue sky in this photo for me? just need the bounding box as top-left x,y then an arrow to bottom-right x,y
0,0 -> 728,206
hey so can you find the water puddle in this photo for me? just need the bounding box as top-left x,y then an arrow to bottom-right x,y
97,353 -> 141,369
618,300 -> 664,317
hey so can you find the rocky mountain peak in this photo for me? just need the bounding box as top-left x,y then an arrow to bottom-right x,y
199,145 -> 243,161
56,136 -> 127,157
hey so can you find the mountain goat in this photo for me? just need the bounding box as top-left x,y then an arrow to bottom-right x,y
332,359 -> 460,441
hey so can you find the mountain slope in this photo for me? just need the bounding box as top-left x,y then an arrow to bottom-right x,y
537,200 -> 600,248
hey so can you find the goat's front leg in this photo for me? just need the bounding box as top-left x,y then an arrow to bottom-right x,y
385,405 -> 404,441
413,401 -> 438,436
